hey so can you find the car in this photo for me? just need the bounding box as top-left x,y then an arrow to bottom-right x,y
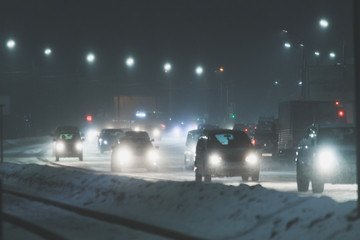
133,123 -> 165,141
98,128 -> 126,153
184,129 -> 204,170
54,131 -> 84,161
194,129 -> 260,182
110,131 -> 159,172
295,123 -> 356,193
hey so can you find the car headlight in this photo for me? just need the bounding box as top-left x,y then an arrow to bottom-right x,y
116,148 -> 132,163
103,140 -> 108,145
76,142 -> 83,151
316,148 -> 337,172
56,142 -> 65,152
147,149 -> 159,161
245,153 -> 258,165
209,154 -> 222,165
153,129 -> 160,137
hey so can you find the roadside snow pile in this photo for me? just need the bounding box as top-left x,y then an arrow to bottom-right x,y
1,163 -> 359,240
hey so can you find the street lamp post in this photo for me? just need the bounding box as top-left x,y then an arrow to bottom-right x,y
164,63 -> 172,118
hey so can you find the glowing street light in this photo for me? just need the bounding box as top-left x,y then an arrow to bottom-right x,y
86,53 -> 95,63
329,52 -> 336,58
6,39 -> 15,49
164,63 -> 171,72
44,48 -> 52,56
219,67 -> 224,72
284,42 -> 291,48
195,66 -> 203,75
319,19 -> 329,28
314,51 -> 320,56
126,57 -> 135,67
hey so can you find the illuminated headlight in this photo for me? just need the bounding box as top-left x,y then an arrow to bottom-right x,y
103,140 -> 108,145
209,154 -> 222,165
56,142 -> 65,152
147,150 -> 159,161
134,126 -> 140,132
245,153 -> 258,165
173,127 -> 181,137
316,149 -> 337,172
76,142 -> 83,151
153,129 -> 160,137
116,148 -> 132,163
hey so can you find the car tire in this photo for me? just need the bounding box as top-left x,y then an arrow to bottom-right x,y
312,175 -> 324,193
296,164 -> 309,192
242,175 -> 249,182
195,169 -> 203,182
204,174 -> 212,182
252,171 -> 260,181
111,161 -> 121,172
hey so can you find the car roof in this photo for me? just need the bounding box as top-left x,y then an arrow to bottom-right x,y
125,131 -> 150,138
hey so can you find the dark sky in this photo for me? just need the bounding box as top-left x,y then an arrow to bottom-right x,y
0,0 -> 354,131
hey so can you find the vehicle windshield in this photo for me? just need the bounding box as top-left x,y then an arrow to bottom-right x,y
120,136 -> 152,148
209,132 -> 250,148
58,133 -> 81,141
318,127 -> 355,145
102,129 -> 124,137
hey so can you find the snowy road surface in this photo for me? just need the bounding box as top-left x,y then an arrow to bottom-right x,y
1,135 -> 359,239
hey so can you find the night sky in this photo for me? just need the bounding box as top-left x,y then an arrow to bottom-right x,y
0,0 -> 354,135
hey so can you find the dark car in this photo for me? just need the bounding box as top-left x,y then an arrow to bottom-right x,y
295,123 -> 356,193
54,132 -> 84,161
194,129 -> 260,182
98,128 -> 126,153
133,123 -> 165,141
184,129 -> 204,170
110,131 -> 159,172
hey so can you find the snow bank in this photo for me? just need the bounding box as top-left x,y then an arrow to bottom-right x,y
1,163 -> 359,240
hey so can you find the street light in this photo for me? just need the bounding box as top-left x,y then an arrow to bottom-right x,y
6,39 -> 15,49
329,52 -> 336,58
319,19 -> 329,28
126,57 -> 135,67
284,42 -> 291,48
164,63 -> 171,72
44,48 -> 52,56
86,53 -> 95,63
314,51 -> 320,56
195,66 -> 203,75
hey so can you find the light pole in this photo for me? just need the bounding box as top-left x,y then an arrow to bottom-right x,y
164,63 -> 172,118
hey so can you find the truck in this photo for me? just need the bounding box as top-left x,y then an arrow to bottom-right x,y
277,100 -> 347,161
253,116 -> 278,157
